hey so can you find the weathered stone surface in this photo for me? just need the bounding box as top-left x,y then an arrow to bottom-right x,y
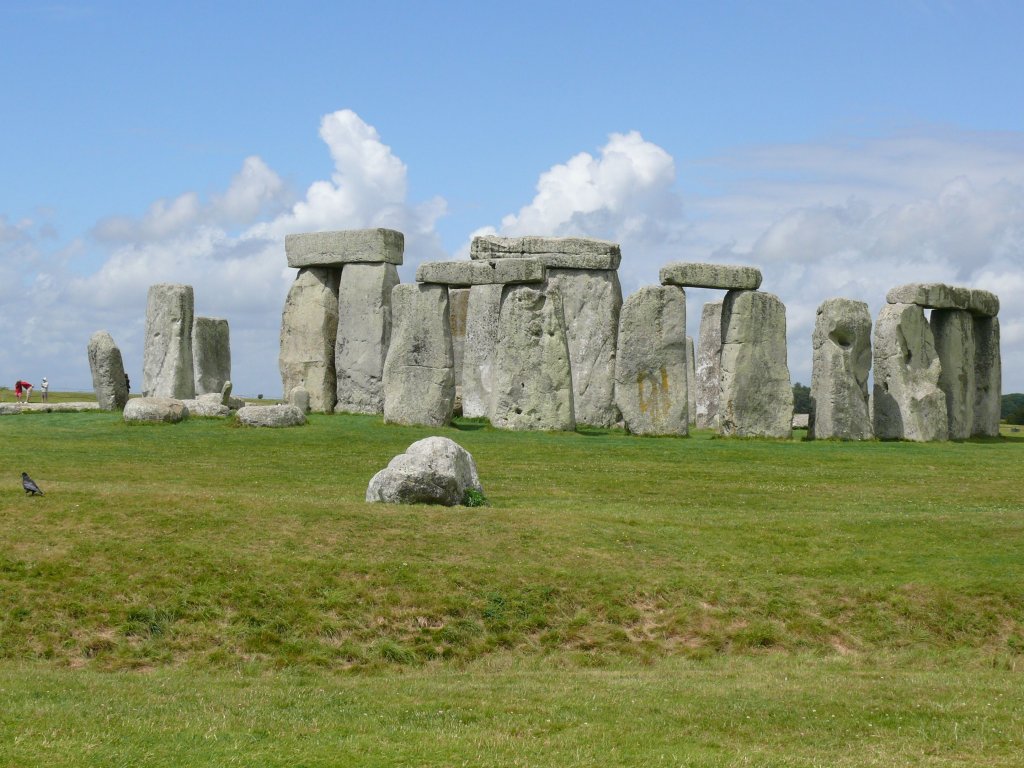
382,284 -> 455,427
492,283 -> 575,431
885,283 -> 999,317
809,298 -> 873,440
872,303 -> 948,441
931,309 -> 976,440
236,404 -> 306,427
334,262 -> 399,414
968,289 -> 1000,318
613,286 -> 688,436
285,228 -> 404,268
87,330 -> 129,411
192,317 -> 230,395
288,386 -> 310,413
660,262 -> 762,290
695,301 -> 723,430
366,436 -> 483,506
471,235 -> 621,269
718,290 -> 793,438
416,258 -> 545,286
279,267 -> 339,413
124,397 -> 189,424
3,402 -> 100,414
792,413 -> 810,429
686,336 -> 696,427
972,316 -> 1001,437
143,284 -> 195,399
461,284 -> 503,419
181,394 -> 232,418
548,268 -> 622,427
449,288 -> 469,390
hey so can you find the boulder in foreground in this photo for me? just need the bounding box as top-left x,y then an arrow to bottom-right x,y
366,436 -> 483,506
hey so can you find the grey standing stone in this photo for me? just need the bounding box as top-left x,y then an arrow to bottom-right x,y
718,290 -> 793,438
695,300 -> 724,430
492,283 -> 575,431
686,336 -> 696,427
972,316 -> 1001,437
931,309 -> 976,440
87,331 -> 129,411
192,317 -> 231,395
548,268 -> 622,427
143,284 -> 195,399
613,285 -> 688,436
366,436 -> 483,506
809,298 -> 873,440
872,303 -> 948,441
449,288 -> 470,390
279,267 -> 339,413
335,262 -> 400,414
461,284 -> 503,419
382,284 -> 455,427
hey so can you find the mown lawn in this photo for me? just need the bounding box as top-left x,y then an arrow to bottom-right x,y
1,407 -> 1021,765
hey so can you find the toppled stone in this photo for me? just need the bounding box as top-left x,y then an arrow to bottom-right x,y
124,397 -> 189,424
659,262 -> 762,290
471,235 -> 621,270
366,436 -> 483,506
872,303 -> 948,441
236,404 -> 306,427
718,290 -> 793,438
613,285 -> 688,436
285,228 -> 404,268
143,284 -> 195,399
382,284 -> 455,427
809,298 -> 873,440
193,317 -> 231,395
686,336 -> 696,427
694,301 -> 724,430
885,283 -> 1000,317
279,267 -> 339,413
931,309 -> 975,440
87,330 -> 129,411
461,284 -> 503,418
181,394 -> 232,418
335,262 -> 400,414
416,258 -> 545,286
7,402 -> 100,414
288,386 -> 310,413
972,316 -> 1001,437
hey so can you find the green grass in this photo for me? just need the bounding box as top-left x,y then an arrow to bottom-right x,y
1,411 -> 1022,765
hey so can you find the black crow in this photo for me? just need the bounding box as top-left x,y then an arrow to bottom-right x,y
22,472 -> 43,496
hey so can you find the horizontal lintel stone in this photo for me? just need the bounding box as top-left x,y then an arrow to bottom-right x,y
659,262 -> 762,290
416,258 -> 546,286
286,228 -> 404,268
885,283 -> 999,317
471,235 -> 621,269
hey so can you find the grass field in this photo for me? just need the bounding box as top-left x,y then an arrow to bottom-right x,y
1,402 -> 1022,765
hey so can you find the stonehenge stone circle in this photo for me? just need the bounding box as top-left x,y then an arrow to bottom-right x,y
416,258 -> 546,286
972,316 -> 1001,437
686,336 -> 696,427
192,316 -> 231,396
695,300 -> 724,430
461,283 -> 503,419
872,303 -> 948,441
236,404 -> 306,427
285,228 -> 404,268
334,262 -> 400,414
931,308 -> 976,440
382,283 -> 455,427
718,290 -> 793,438
143,284 -> 196,399
124,397 -> 189,424
279,267 -> 340,413
366,436 -> 483,506
809,298 -> 873,440
660,262 -> 763,290
614,285 -> 688,436
87,330 -> 129,411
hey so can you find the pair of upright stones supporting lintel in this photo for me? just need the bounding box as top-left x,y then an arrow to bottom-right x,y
641,263 -> 793,438
873,283 -> 1001,441
279,229 -> 403,413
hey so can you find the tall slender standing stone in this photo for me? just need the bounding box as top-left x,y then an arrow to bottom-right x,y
718,290 -> 793,438
382,284 -> 455,427
809,298 -> 872,440
143,283 -> 195,399
872,303 -> 947,441
695,300 -> 723,430
87,331 -> 129,410
614,286 -> 688,436
931,309 -> 975,440
334,263 -> 400,414
461,284 -> 504,419
972,316 -> 1001,437
685,336 -> 696,427
449,287 -> 470,390
192,317 -> 231,395
279,267 -> 339,412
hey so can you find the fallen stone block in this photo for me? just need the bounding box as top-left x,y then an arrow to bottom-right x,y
285,228 -> 404,268
124,397 -> 189,424
416,258 -> 545,286
366,436 -> 483,506
236,404 -> 306,427
659,262 -> 762,290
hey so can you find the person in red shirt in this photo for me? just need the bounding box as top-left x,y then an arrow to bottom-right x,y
15,380 -> 32,402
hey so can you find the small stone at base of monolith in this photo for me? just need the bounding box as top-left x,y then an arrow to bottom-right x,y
236,404 -> 306,427
288,386 -> 311,413
366,436 -> 482,506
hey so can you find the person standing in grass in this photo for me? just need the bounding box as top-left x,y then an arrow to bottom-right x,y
40,377 -> 49,401
19,381 -> 33,402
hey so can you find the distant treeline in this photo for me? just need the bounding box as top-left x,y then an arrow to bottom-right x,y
1003,393 -> 1024,423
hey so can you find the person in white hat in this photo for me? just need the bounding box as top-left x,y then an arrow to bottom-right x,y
40,377 -> 49,402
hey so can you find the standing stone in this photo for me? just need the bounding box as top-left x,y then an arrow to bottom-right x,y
143,284 -> 195,399
334,263 -> 400,414
972,316 -> 1001,437
547,268 -> 622,427
718,290 -> 793,438
461,284 -> 504,419
695,301 -> 723,430
382,284 -> 455,427
686,336 -> 696,427
872,303 -> 948,441
809,298 -> 873,440
931,309 -> 976,440
87,331 -> 129,411
192,317 -> 230,395
288,386 -> 310,413
614,286 -> 688,436
449,287 -> 470,389
492,283 -> 575,431
279,267 -> 339,413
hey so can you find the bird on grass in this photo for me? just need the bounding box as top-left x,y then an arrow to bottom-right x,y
22,472 -> 43,496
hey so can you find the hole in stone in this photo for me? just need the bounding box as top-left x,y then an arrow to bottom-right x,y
829,329 -> 853,349
515,407 -> 522,415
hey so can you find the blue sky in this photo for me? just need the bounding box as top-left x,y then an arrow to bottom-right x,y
2,0 -> 1023,396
